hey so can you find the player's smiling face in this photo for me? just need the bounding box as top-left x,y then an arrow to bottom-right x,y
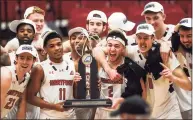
144,12 -> 166,32
28,13 -> 45,34
179,29 -> 192,49
44,38 -> 63,59
16,52 -> 35,73
107,40 -> 125,62
86,19 -> 105,36
70,32 -> 87,51
16,24 -> 35,42
136,33 -> 154,55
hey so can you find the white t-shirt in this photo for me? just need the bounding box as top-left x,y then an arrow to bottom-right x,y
145,52 -> 181,118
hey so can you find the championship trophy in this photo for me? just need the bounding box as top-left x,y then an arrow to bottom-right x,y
63,29 -> 112,108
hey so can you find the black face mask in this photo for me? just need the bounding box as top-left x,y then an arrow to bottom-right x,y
180,43 -> 192,54
18,38 -> 33,46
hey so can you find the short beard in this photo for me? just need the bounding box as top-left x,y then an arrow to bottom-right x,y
18,39 -> 33,46
181,43 -> 192,54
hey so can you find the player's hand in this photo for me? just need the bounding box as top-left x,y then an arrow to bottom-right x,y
160,42 -> 172,64
54,101 -> 71,112
110,97 -> 124,109
174,24 -> 180,32
159,62 -> 175,82
107,69 -> 122,81
73,72 -> 82,83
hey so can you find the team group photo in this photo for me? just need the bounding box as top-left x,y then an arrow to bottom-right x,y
0,0 -> 192,119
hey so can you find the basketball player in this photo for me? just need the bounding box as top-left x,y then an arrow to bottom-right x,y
134,23 -> 191,119
97,23 -> 191,119
94,29 -> 146,119
63,10 -> 107,53
63,27 -> 95,119
5,6 -> 48,62
1,45 -> 37,119
0,19 -> 37,67
23,6 -> 50,62
26,31 -> 78,119
5,6 -> 45,52
171,18 -> 192,119
141,2 -> 175,43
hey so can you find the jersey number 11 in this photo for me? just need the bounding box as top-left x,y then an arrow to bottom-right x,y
59,88 -> 66,100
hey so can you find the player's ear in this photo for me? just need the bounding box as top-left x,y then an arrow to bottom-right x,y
43,47 -> 48,53
162,13 -> 166,21
86,24 -> 89,30
15,56 -> 18,65
151,35 -> 155,40
33,57 -> 37,63
102,25 -> 107,32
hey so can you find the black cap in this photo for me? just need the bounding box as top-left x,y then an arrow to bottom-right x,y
110,95 -> 150,116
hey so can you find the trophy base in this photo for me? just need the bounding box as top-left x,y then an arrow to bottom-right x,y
63,99 -> 112,108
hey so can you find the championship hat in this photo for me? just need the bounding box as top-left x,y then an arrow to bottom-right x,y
9,19 -> 36,33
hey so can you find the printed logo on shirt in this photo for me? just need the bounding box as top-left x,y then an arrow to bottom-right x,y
70,71 -> 74,75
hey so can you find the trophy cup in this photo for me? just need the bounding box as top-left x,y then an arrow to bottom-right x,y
63,30 -> 112,108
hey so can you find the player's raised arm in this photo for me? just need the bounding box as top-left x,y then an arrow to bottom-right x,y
92,46 -> 122,81
160,62 -> 192,91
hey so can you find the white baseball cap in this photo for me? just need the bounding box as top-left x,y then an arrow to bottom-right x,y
141,2 -> 164,16
68,27 -> 89,39
136,23 -> 155,35
108,12 -> 135,31
16,45 -> 38,58
9,19 -> 36,33
87,10 -> 107,23
179,18 -> 192,28
24,6 -> 45,19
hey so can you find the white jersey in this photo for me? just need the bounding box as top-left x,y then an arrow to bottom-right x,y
145,53 -> 181,119
1,66 -> 30,118
99,67 -> 125,99
173,51 -> 192,112
39,57 -> 75,119
126,45 -> 146,68
159,24 -> 175,42
95,59 -> 125,119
